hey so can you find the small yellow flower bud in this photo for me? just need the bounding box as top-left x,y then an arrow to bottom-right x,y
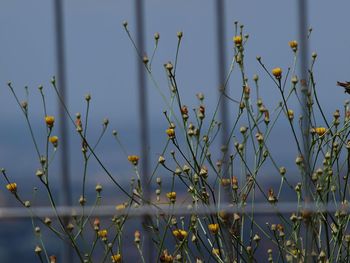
166,191 -> 176,203
288,40 -> 298,51
45,116 -> 55,127
314,127 -> 327,136
6,183 -> 17,193
49,136 -> 58,147
212,248 -> 220,256
272,67 -> 282,79
208,223 -> 219,234
127,155 -> 140,165
111,254 -> 122,263
172,229 -> 188,240
98,229 -> 108,238
166,128 -> 175,139
233,35 -> 242,46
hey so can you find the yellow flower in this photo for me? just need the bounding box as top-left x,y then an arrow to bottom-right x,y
272,67 -> 282,79
172,229 -> 188,240
233,35 -> 242,46
314,127 -> 327,136
166,128 -> 175,139
289,40 -> 298,51
208,223 -> 219,234
97,229 -> 108,238
287,109 -> 294,120
6,183 -> 17,193
212,248 -> 220,256
160,250 -> 174,262
45,116 -> 55,127
49,136 -> 58,147
127,155 -> 139,165
111,254 -> 122,263
166,192 -> 176,203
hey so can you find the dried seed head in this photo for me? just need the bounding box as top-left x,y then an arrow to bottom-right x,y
240,126 -> 247,134
85,93 -> 91,101
142,55 -> 149,64
158,155 -> 165,164
34,245 -> 42,254
183,165 -> 190,173
196,92 -> 205,101
253,234 -> 261,242
165,62 -> 173,71
291,76 -> 298,84
279,167 -> 286,176
66,223 -> 74,232
312,52 -> 317,59
134,230 -> 141,244
44,217 -> 52,225
95,183 -> 102,193
154,32 -> 160,40
295,155 -> 303,165
79,196 -> 86,206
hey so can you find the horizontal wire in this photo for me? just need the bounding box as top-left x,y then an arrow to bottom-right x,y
0,202 -> 347,219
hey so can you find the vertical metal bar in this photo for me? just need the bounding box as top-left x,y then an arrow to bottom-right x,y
297,0 -> 312,261
53,0 -> 73,262
134,0 -> 152,261
215,0 -> 233,260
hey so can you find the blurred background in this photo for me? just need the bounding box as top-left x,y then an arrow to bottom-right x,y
0,0 -> 350,262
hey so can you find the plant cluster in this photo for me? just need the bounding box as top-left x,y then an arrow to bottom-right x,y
3,21 -> 350,263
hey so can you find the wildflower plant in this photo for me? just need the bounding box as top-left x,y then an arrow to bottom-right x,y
3,21 -> 350,263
